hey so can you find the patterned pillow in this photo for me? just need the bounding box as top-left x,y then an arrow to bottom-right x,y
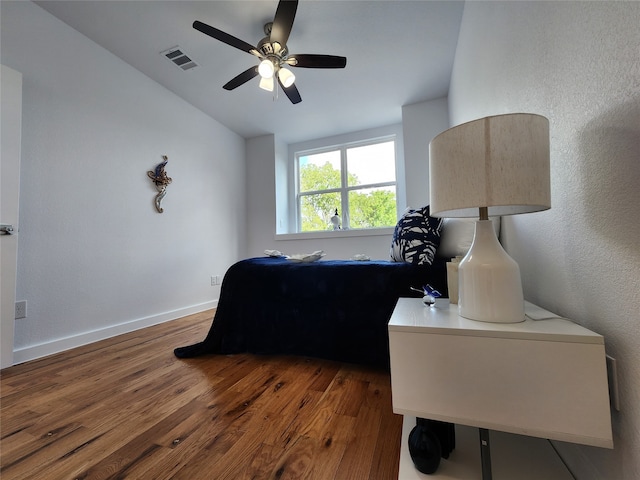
390,205 -> 443,265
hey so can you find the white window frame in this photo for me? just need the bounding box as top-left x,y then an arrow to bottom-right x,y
282,124 -> 405,237
295,137 -> 397,232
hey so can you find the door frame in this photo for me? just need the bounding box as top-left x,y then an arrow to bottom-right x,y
1,64 -> 23,368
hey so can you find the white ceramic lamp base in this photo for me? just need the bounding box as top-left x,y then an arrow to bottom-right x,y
458,220 -> 525,323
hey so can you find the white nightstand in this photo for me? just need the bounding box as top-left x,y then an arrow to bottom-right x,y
388,298 -> 613,479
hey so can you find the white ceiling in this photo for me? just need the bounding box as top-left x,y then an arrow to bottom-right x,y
35,0 -> 464,144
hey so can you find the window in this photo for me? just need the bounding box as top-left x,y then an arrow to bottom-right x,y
295,136 -> 397,232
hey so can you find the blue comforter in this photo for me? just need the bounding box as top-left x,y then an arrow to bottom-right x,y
174,256 -> 448,369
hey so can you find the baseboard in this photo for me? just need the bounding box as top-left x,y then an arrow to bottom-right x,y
12,300 -> 217,365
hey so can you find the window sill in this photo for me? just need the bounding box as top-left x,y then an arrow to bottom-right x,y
275,227 -> 394,241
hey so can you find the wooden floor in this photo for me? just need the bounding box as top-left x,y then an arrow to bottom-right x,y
1,310 -> 402,479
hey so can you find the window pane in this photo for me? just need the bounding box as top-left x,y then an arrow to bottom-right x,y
346,141 -> 395,187
299,150 -> 341,192
348,186 -> 397,229
300,192 -> 342,232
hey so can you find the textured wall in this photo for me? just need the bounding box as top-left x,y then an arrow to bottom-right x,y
2,2 -> 246,361
402,98 -> 450,209
450,2 -> 640,478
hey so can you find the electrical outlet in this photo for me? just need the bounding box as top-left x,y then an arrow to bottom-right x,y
15,300 -> 27,319
606,355 -> 620,412
211,275 -> 221,286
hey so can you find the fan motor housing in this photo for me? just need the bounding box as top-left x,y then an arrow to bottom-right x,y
258,36 -> 288,60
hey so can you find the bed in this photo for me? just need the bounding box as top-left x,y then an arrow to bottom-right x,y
172,205 -> 487,369
174,256 -> 448,369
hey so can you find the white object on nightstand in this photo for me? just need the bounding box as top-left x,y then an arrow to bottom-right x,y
388,298 -> 613,479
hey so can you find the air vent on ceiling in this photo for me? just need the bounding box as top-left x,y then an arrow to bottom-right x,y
161,46 -> 198,71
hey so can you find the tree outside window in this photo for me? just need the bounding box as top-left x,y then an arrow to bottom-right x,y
297,139 -> 397,232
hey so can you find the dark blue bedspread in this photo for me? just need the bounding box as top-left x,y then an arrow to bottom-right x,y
174,257 -> 448,369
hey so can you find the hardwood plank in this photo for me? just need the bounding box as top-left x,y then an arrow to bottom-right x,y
308,362 -> 342,392
121,402 -> 221,480
71,399 -> 206,480
369,383 -> 404,480
269,434 -> 316,479
260,390 -> 325,449
295,435 -> 348,480
1,422 -> 87,479
0,309 -> 402,479
334,405 -> 382,480
371,414 -> 403,480
333,376 -> 369,417
244,442 -> 288,479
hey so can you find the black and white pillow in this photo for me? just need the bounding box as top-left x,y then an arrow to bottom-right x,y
390,205 -> 443,265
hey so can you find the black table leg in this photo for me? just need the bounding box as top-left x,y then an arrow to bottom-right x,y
479,428 -> 493,480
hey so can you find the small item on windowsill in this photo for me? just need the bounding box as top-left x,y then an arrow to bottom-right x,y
330,209 -> 341,230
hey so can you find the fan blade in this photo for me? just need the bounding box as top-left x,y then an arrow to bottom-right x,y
270,0 -> 298,48
287,54 -> 347,69
278,77 -> 302,104
193,21 -> 260,56
223,66 -> 259,90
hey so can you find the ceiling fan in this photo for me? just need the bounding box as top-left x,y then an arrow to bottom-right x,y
193,0 -> 347,104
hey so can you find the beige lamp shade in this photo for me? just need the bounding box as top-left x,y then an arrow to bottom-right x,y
429,113 -> 551,218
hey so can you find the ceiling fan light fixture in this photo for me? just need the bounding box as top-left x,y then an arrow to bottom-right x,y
258,59 -> 275,78
278,67 -> 296,88
259,76 -> 274,92
194,0 -> 347,105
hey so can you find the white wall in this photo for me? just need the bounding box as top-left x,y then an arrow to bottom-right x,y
1,1 -> 246,363
245,99 -> 449,261
246,135 -> 277,254
450,2 -> 640,478
402,98 -> 450,208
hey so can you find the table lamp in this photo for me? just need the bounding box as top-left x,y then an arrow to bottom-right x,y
429,113 -> 550,323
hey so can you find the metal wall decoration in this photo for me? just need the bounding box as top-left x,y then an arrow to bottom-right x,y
147,155 -> 172,213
